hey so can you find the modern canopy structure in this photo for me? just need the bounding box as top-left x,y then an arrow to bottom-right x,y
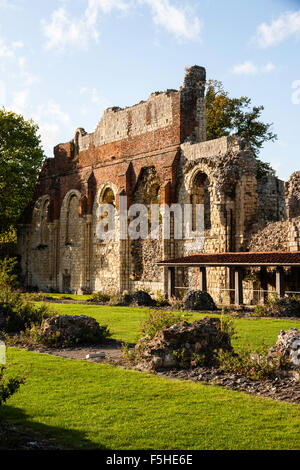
158,252 -> 300,305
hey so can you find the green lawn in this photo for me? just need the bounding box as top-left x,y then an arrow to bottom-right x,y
1,348 -> 299,450
1,302 -> 300,450
48,302 -> 300,349
45,293 -> 93,301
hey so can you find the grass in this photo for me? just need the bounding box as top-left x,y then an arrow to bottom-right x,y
1,347 -> 299,450
43,293 -> 93,301
1,301 -> 300,450
47,302 -> 300,349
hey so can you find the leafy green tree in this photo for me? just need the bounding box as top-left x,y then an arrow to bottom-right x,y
206,80 -> 277,178
0,108 -> 45,234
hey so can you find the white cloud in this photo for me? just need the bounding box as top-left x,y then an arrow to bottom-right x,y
33,101 -> 73,154
0,80 -> 6,102
38,122 -> 61,154
11,90 -> 29,114
42,0 -> 202,51
292,80 -> 300,105
41,0 -> 130,51
254,10 -> 300,48
41,7 -> 97,51
16,56 -> 37,86
79,86 -> 110,109
36,100 -> 71,126
0,38 -> 15,58
0,37 -> 36,86
141,0 -> 202,40
232,61 -> 276,76
86,0 -> 130,17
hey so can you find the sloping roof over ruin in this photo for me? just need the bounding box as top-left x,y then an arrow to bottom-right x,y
158,251 -> 300,267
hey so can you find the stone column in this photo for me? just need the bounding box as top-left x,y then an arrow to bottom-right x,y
234,268 -> 244,306
168,267 -> 175,299
84,214 -> 92,292
199,266 -> 207,292
276,267 -> 285,298
260,266 -> 267,303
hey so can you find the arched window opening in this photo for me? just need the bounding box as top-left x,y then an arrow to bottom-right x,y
99,188 -> 115,233
66,194 -> 80,244
191,172 -> 211,231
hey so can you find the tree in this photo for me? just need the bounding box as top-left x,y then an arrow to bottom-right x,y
0,108 -> 45,234
206,80 -> 277,178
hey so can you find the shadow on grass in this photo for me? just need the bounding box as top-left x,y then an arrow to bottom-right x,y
0,405 -> 108,450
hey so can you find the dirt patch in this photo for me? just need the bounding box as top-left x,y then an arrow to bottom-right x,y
155,367 -> 300,405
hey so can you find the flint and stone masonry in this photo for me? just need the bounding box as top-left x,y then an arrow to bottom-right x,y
17,66 -> 300,302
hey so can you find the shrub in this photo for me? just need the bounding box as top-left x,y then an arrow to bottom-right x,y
0,291 -> 55,333
121,342 -> 139,364
218,343 -> 287,380
0,257 -> 55,333
140,310 -> 183,340
0,257 -> 18,289
220,311 -> 237,340
155,290 -> 170,308
0,364 -> 27,406
131,290 -> 154,307
252,305 -> 268,317
265,294 -> 300,317
89,292 -> 111,303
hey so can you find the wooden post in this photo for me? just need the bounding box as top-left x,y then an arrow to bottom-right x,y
276,267 -> 285,298
199,267 -> 207,292
168,267 -> 175,299
260,266 -> 267,303
234,268 -> 243,306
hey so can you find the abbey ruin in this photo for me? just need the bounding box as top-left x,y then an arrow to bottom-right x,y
17,66 -> 300,304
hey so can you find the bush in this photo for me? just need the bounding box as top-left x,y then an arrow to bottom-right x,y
0,364 -> 27,406
131,290 -> 154,307
140,310 -> 183,340
89,292 -> 111,303
0,257 -> 18,289
252,305 -> 268,317
0,258 -> 55,333
218,343 -> 287,380
265,294 -> 300,317
0,290 -> 55,333
220,312 -> 237,340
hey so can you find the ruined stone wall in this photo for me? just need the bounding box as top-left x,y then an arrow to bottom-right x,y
257,175 -> 287,222
286,172 -> 300,219
18,64 -> 299,302
175,136 -> 258,304
19,195 -> 52,290
18,66 -> 206,294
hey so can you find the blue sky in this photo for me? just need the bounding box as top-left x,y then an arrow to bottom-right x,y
0,0 -> 299,181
